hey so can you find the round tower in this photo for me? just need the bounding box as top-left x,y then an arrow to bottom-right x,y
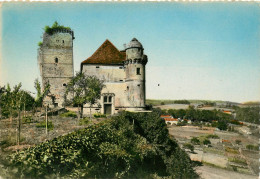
124,38 -> 148,109
38,27 -> 74,107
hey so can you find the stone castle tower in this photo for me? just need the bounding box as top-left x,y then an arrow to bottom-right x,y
38,28 -> 74,107
124,38 -> 148,108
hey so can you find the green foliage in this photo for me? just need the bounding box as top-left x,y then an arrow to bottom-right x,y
203,139 -> 211,145
183,143 -> 194,152
36,120 -> 54,131
191,137 -> 200,145
225,147 -> 239,154
235,139 -> 241,145
235,106 -> 260,124
174,100 -> 190,104
34,79 -> 51,107
5,112 -> 198,178
59,111 -> 77,118
206,134 -> 219,139
228,157 -> 247,165
246,144 -> 259,151
38,41 -> 43,47
217,120 -> 228,130
44,21 -> 71,35
79,117 -> 91,126
65,72 -> 105,118
93,113 -> 106,118
22,116 -> 33,124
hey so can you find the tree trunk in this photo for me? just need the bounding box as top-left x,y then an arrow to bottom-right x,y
45,106 -> 48,135
17,110 -> 21,146
77,105 -> 81,119
89,104 -> 92,120
80,105 -> 83,118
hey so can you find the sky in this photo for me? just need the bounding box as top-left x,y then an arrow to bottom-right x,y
0,2 -> 259,103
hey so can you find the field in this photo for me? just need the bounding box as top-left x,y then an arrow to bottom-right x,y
168,124 -> 259,178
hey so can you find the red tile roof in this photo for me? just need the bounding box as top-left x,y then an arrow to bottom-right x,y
165,118 -> 178,122
81,39 -> 126,65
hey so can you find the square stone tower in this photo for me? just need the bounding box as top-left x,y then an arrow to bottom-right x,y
38,26 -> 74,107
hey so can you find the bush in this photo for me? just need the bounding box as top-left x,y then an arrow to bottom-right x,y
206,134 -> 219,139
246,144 -> 259,151
183,143 -> 194,152
38,41 -> 43,47
228,157 -> 247,165
44,21 -> 71,35
235,139 -> 241,145
191,137 -> 200,145
93,113 -> 106,118
79,117 -> 91,126
203,139 -> 211,146
22,116 -> 33,123
36,120 -> 54,131
59,111 -> 77,118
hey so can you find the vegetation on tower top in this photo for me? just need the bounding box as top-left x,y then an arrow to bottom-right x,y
44,21 -> 71,35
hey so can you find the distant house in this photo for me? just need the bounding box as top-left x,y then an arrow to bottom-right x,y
161,115 -> 178,125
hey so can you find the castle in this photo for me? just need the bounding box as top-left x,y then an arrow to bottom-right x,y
38,27 -> 148,115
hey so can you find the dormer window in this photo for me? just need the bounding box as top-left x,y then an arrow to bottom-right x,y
55,58 -> 58,63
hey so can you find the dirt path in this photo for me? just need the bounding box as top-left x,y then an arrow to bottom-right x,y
196,165 -> 258,179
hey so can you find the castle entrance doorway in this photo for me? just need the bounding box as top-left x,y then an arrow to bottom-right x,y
104,104 -> 112,114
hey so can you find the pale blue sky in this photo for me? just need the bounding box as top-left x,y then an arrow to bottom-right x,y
1,2 -> 259,103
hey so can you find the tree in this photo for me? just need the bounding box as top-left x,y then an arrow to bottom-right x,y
65,72 -> 105,119
191,137 -> 200,145
34,79 -> 51,134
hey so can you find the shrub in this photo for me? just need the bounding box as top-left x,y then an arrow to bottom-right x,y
203,139 -> 211,145
38,41 -> 43,47
59,111 -> 77,118
206,134 -> 219,139
235,139 -> 241,145
225,147 -> 239,154
44,21 -> 71,35
22,116 -> 33,123
79,117 -> 91,126
191,137 -> 200,145
228,157 -> 247,165
183,143 -> 194,152
246,144 -> 259,151
160,102 -> 165,105
36,120 -> 54,131
93,113 -> 106,118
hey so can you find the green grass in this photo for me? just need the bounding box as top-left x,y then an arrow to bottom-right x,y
228,157 -> 247,165
36,121 -> 54,131
79,117 -> 91,126
93,113 -> 106,118
59,111 -> 77,118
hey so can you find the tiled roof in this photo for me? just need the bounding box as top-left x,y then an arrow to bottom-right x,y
81,39 -> 126,65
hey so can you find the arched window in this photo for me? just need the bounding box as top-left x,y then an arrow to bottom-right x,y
55,58 -> 58,63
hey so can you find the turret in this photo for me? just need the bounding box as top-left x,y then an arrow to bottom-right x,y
124,38 -> 148,108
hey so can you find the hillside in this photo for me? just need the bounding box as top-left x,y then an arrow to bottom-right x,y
1,112 -> 198,178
